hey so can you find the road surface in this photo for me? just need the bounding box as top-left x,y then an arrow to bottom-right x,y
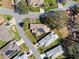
0,1 -> 78,59
0,8 -> 42,59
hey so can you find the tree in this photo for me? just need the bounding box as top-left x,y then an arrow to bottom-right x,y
16,0 -> 28,14
40,11 -> 68,29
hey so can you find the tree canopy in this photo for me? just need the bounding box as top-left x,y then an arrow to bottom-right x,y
16,0 -> 28,14
39,11 -> 68,29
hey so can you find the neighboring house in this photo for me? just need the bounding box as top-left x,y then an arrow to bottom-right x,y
14,54 -> 28,59
30,24 -> 50,38
38,32 -> 59,47
45,45 -> 64,59
0,40 -> 20,58
27,0 -> 44,7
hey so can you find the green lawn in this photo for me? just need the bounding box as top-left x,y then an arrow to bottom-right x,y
28,55 -> 36,59
0,54 -> 3,59
23,18 -> 39,44
29,7 -> 40,12
9,26 -> 21,41
0,14 -> 12,21
0,40 -> 6,48
38,40 -> 59,54
20,43 -> 29,52
44,0 -> 58,11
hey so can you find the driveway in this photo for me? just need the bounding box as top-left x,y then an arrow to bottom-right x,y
0,1 -> 78,59
0,8 -> 42,59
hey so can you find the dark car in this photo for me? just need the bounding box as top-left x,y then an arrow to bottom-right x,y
19,22 -> 24,27
27,52 -> 30,55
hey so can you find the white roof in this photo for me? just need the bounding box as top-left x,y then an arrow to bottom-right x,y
39,32 -> 58,46
46,45 -> 64,59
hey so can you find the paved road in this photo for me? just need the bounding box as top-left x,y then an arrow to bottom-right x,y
0,8 -> 42,59
0,1 -> 78,59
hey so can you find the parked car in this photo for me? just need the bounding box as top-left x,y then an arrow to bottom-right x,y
19,22 -> 24,27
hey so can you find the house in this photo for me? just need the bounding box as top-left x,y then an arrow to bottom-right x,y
27,0 -> 44,7
38,32 -> 59,47
0,40 -> 20,58
45,45 -> 64,59
30,24 -> 50,38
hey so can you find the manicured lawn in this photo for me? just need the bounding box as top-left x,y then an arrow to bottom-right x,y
23,18 -> 39,44
44,0 -> 58,11
0,40 -> 6,48
0,54 -> 3,59
20,43 -> 29,52
9,26 -> 21,41
38,40 -> 59,54
29,7 -> 40,12
28,55 -> 36,59
0,14 -> 12,21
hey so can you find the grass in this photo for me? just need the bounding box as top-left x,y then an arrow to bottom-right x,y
0,40 -> 6,48
29,7 -> 40,12
56,55 -> 66,59
9,26 -> 21,41
0,14 -> 12,21
0,54 -> 3,59
20,43 -> 29,52
38,40 -> 59,54
28,55 -> 36,59
23,18 -> 39,44
53,27 -> 68,38
44,0 -> 58,11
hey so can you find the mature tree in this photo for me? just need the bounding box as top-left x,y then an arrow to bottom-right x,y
16,0 -> 28,14
40,11 -> 68,29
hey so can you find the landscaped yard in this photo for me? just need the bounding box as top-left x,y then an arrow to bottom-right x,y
38,40 -> 59,54
23,18 -> 41,44
20,43 -> 29,52
0,40 -> 6,48
29,7 -> 40,12
53,27 -> 69,38
0,54 -> 3,59
9,26 -> 21,41
44,0 -> 58,11
0,14 -> 12,21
